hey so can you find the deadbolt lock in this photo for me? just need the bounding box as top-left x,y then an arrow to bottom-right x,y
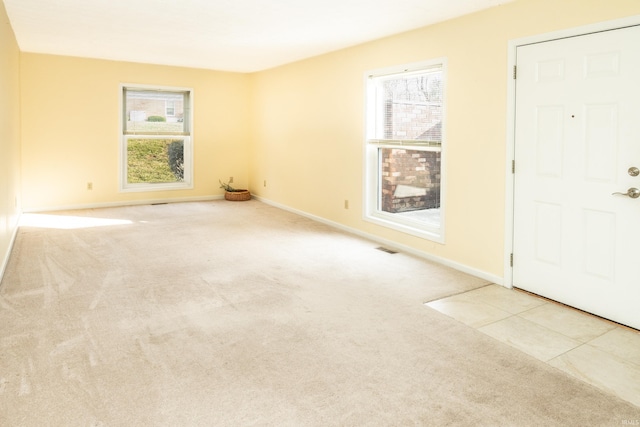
628,167 -> 640,177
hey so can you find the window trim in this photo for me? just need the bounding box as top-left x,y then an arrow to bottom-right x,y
363,58 -> 447,243
119,83 -> 194,193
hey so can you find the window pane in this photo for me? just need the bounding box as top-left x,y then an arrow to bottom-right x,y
377,71 -> 442,142
166,101 -> 175,116
125,90 -> 186,134
365,60 -> 445,240
379,147 -> 441,226
127,138 -> 184,184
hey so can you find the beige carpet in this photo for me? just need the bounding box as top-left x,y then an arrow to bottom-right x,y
1,200 -> 638,426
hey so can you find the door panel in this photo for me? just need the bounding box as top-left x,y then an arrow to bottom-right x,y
513,25 -> 640,329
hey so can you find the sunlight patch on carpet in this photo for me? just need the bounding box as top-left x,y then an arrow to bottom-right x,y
20,213 -> 133,230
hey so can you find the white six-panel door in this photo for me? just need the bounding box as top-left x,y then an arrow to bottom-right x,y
513,25 -> 640,330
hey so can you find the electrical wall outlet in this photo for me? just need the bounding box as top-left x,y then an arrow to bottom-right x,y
229,176 -> 233,183
87,182 -> 93,190
264,180 -> 267,187
344,200 -> 349,209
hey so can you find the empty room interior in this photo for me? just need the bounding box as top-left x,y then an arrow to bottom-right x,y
1,0 -> 640,425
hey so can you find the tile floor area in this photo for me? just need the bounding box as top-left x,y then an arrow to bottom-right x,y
426,284 -> 640,408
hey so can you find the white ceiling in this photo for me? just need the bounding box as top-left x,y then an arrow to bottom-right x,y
3,0 -> 512,73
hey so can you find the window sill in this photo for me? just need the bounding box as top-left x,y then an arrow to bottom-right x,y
364,212 -> 444,243
120,182 -> 193,193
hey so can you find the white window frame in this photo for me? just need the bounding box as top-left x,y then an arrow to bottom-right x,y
363,59 -> 447,243
119,84 -> 194,192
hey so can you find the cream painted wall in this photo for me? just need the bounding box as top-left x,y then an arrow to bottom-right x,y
0,0 -> 21,277
248,0 -> 640,280
12,0 -> 640,282
20,54 -> 250,210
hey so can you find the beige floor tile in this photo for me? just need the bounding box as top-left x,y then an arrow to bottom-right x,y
588,327 -> 640,366
549,344 -> 640,408
519,303 -> 616,343
463,285 -> 546,314
478,316 -> 581,362
435,286 -> 640,408
425,294 -> 512,328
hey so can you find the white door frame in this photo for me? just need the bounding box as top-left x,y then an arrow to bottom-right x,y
504,14 -> 640,289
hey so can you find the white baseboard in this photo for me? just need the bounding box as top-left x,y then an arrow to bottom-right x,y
23,195 -> 223,213
0,212 -> 21,283
253,196 -> 504,286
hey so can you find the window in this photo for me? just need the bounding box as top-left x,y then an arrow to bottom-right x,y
166,100 -> 175,117
120,85 -> 193,192
364,59 -> 446,242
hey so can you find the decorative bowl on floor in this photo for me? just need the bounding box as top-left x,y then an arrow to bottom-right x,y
224,190 -> 251,201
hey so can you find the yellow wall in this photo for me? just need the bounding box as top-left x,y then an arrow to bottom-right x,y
249,0 -> 640,279
13,0 -> 640,282
0,0 -> 21,275
20,54 -> 251,210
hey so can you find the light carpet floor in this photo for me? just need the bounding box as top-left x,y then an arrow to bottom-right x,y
1,200 -> 638,426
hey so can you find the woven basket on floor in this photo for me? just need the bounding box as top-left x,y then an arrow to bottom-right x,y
224,190 -> 251,201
